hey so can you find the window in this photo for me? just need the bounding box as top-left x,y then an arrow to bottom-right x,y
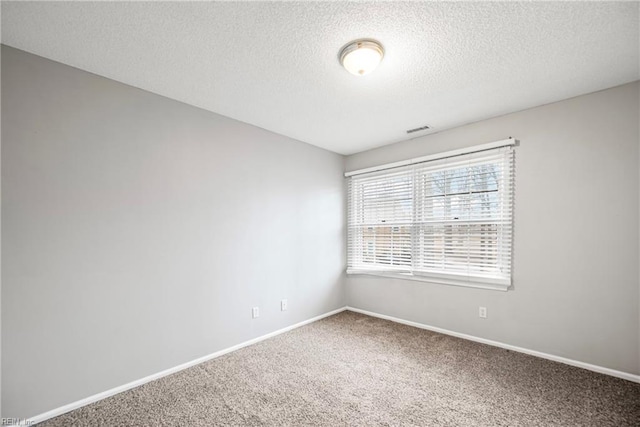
347,141 -> 514,291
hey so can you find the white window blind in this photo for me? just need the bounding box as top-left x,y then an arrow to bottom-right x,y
347,143 -> 514,290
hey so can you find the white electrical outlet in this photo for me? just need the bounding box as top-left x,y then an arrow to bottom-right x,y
281,299 -> 288,311
252,307 -> 260,319
479,306 -> 487,319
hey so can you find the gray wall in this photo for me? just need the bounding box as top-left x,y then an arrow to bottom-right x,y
345,81 -> 640,375
1,46 -> 345,418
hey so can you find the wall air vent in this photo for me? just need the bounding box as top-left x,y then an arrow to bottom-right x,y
406,125 -> 430,134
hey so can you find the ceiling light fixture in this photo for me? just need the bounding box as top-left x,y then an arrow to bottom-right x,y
339,39 -> 384,76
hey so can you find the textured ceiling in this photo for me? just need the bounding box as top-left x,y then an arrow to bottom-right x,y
2,1 -> 639,155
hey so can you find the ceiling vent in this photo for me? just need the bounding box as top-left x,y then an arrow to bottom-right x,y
406,125 -> 430,134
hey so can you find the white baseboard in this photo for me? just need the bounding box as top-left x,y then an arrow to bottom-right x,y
23,306 -> 347,426
19,304 -> 639,425
346,306 -> 640,384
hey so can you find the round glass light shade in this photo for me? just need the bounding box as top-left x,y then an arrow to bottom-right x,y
339,39 -> 384,76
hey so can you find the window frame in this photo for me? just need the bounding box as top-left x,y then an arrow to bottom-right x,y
346,139 -> 515,291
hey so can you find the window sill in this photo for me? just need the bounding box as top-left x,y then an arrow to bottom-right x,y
346,269 -> 510,291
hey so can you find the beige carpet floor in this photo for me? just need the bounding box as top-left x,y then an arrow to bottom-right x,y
41,311 -> 640,426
